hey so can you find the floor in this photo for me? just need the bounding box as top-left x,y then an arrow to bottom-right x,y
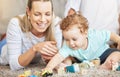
0,61 -> 120,77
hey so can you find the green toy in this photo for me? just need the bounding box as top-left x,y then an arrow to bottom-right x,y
41,70 -> 53,77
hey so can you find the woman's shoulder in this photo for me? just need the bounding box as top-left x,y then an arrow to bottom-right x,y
9,14 -> 25,25
7,14 -> 25,34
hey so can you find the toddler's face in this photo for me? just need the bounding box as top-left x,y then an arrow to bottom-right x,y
63,24 -> 87,50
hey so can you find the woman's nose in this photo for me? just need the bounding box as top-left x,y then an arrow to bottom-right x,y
40,15 -> 46,22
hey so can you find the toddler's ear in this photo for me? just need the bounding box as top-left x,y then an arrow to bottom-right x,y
79,26 -> 88,34
79,27 -> 84,33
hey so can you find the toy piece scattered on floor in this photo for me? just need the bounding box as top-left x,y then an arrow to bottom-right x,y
112,62 -> 120,71
24,70 -> 31,76
41,70 -> 53,77
18,74 -> 26,77
57,67 -> 66,74
57,58 -> 101,75
116,66 -> 120,71
90,58 -> 100,66
65,58 -> 100,73
33,71 -> 41,77
65,62 -> 89,75
18,70 -> 41,77
18,59 -> 120,76
112,62 -> 119,71
28,75 -> 37,77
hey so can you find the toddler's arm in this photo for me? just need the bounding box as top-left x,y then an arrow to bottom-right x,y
43,53 -> 65,71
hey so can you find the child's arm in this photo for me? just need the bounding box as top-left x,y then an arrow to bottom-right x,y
110,32 -> 120,49
44,53 -> 65,71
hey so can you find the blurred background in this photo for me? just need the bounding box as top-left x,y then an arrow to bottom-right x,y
0,0 -> 67,34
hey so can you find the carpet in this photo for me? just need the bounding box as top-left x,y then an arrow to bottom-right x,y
0,60 -> 120,77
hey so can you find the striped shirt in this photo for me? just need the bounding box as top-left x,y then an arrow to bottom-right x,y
6,15 -> 62,70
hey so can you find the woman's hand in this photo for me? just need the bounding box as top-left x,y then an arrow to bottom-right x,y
34,41 -> 58,60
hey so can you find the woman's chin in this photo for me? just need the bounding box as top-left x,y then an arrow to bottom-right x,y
37,28 -> 47,33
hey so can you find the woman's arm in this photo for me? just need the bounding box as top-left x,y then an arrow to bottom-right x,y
19,41 -> 57,66
7,18 -> 58,70
7,18 -> 25,70
7,18 -> 39,70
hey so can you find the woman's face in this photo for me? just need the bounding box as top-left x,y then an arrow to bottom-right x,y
27,1 -> 52,35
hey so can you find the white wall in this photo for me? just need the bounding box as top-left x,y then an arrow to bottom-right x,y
52,0 -> 67,18
0,0 -> 27,34
0,0 -> 66,34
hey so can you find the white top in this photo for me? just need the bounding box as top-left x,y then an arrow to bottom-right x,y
4,15 -> 62,70
64,0 -> 120,34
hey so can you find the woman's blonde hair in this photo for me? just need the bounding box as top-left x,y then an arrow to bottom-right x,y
16,0 -> 56,41
60,13 -> 88,33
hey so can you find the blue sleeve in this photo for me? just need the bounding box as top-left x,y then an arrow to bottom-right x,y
59,42 -> 70,58
0,38 -> 6,54
98,30 -> 111,43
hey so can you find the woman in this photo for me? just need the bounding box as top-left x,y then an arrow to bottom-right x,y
0,0 -> 63,70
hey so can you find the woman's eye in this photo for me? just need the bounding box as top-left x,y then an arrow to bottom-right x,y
46,13 -> 51,16
34,13 -> 39,16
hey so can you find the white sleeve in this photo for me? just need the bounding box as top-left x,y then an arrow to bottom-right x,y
118,0 -> 120,14
64,0 -> 82,17
6,18 -> 24,70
